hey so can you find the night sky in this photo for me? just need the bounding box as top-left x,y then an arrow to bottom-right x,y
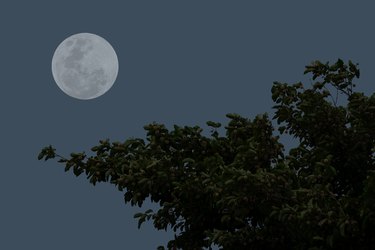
1,1 -> 375,249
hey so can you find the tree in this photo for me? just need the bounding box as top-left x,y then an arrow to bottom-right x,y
38,59 -> 375,249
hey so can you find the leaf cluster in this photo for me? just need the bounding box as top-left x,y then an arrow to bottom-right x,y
39,59 -> 375,249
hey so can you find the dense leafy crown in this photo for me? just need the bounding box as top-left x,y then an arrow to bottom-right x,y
39,59 -> 375,249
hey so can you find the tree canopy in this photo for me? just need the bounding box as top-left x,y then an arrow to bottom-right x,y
38,59 -> 375,249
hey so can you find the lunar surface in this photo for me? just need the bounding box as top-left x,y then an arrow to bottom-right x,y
51,33 -> 119,100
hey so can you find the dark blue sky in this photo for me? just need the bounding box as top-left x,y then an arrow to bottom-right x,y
1,1 -> 375,249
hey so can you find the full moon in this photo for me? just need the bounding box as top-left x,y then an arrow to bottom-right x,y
51,33 -> 119,100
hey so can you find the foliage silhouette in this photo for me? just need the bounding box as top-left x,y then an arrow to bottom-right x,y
39,59 -> 375,249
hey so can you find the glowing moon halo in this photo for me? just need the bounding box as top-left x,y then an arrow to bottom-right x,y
51,33 -> 119,100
